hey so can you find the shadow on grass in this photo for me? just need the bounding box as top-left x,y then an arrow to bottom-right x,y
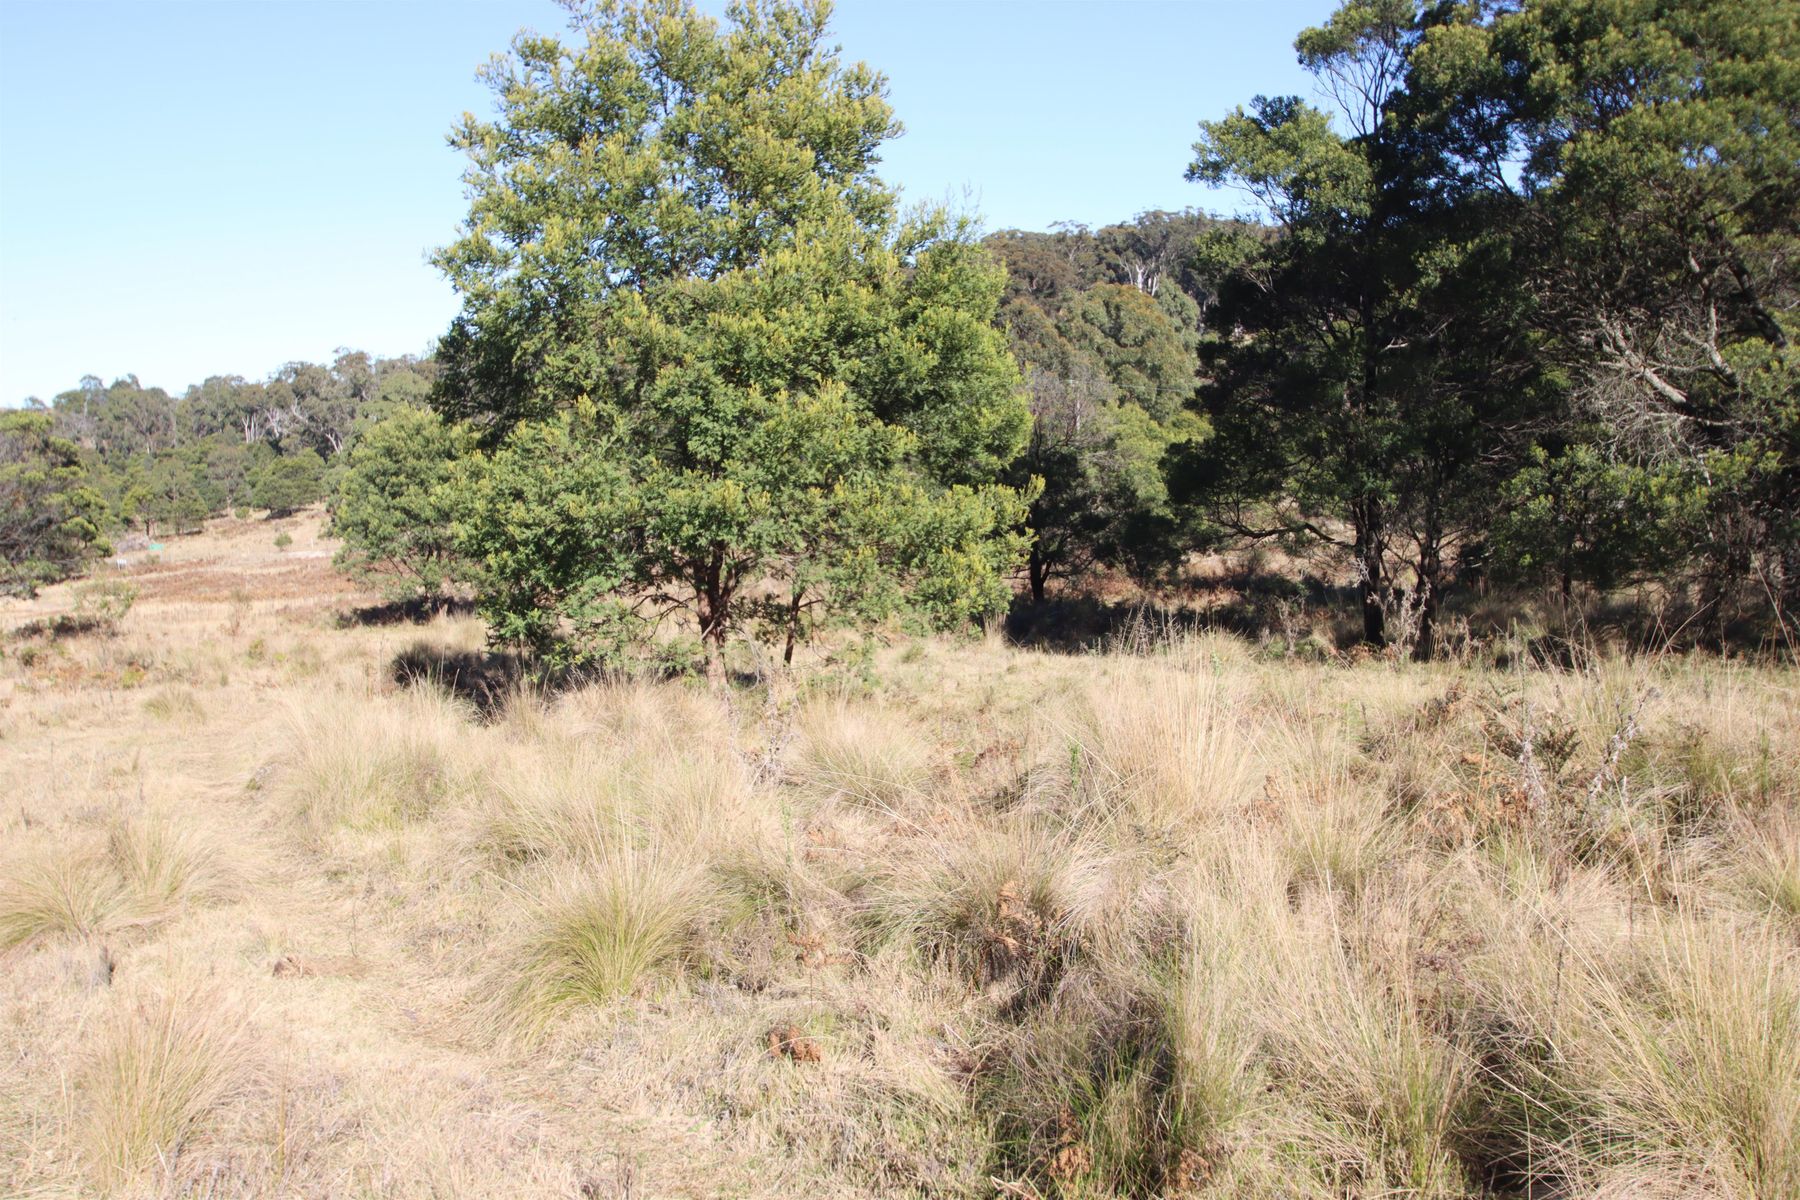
339,595 -> 478,629
390,641 -> 527,719
8,614 -> 119,641
1008,576 -> 1794,665
1004,570 -> 1346,655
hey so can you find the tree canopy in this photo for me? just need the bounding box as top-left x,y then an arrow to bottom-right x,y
435,0 -> 1032,674
1,410 -> 110,597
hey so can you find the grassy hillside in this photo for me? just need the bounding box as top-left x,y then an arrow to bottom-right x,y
2,513 -> 1795,1199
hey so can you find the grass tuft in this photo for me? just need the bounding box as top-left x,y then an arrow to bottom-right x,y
80,984 -> 253,1190
506,848 -> 712,1035
0,847 -> 122,950
792,698 -> 933,808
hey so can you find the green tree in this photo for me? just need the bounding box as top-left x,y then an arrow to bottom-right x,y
1415,0 -> 1799,636
0,410 -> 110,597
250,450 -> 326,517
330,408 -> 476,603
436,0 -> 1031,676
1492,443 -> 1698,602
140,453 -> 210,538
1174,1 -> 1553,657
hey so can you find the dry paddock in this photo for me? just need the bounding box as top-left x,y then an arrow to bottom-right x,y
2,512 -> 1797,1199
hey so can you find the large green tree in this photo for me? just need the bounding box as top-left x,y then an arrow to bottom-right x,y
434,0 -> 1031,676
1,410 -> 110,597
1174,0 -> 1555,656
1413,0 -> 1800,636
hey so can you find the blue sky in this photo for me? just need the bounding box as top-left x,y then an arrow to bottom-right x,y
0,0 -> 1333,405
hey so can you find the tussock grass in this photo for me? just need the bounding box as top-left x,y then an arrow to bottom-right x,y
1475,912 -> 1800,1199
1733,806 -> 1800,920
280,685 -> 477,839
1255,903 -> 1474,1194
475,741 -> 628,865
0,846 -> 122,950
504,848 -> 713,1036
107,813 -> 241,919
1068,667 -> 1258,842
0,816 -> 239,952
79,983 -> 254,1191
792,698 -> 933,808
864,816 -> 1110,993
9,512 -> 1800,1199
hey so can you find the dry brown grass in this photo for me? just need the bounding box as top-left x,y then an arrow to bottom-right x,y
78,981 -> 256,1191
2,512 -> 1797,1199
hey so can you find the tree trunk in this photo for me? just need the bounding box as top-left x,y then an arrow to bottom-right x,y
695,551 -> 730,688
783,588 -> 803,666
1028,546 -> 1049,605
1413,574 -> 1439,663
1413,528 -> 1445,663
1353,498 -> 1387,647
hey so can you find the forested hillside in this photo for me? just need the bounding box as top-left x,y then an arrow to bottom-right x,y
2,353 -> 434,593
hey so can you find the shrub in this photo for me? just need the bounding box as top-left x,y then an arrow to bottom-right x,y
0,409 -> 110,598
328,407 -> 474,603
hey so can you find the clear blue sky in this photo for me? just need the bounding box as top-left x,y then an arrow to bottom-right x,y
0,0 -> 1333,405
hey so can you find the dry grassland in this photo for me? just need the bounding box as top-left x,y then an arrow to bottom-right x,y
2,512 -> 1796,1199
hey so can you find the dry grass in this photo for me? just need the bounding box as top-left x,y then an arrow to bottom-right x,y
279,684 -> 477,840
3,513 -> 1797,1198
1067,666 -> 1259,845
501,846 -> 714,1036
792,696 -> 934,809
79,982 -> 255,1191
0,846 -> 122,949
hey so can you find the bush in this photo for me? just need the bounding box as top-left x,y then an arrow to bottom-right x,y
249,450 -> 325,516
329,407 -> 474,603
72,579 -> 137,633
0,409 -> 110,597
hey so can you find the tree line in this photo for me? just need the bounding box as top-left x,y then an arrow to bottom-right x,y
7,0 -> 1794,664
3,353 -> 433,594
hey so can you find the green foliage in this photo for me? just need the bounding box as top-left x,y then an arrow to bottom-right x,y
1173,1 -> 1589,656
1492,444 -> 1700,596
437,0 -> 1032,672
330,408 -> 475,602
985,215 -> 1216,599
0,410 -> 110,597
140,453 -> 210,538
39,355 -> 439,542
1382,0 -> 1799,633
249,450 -> 325,517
